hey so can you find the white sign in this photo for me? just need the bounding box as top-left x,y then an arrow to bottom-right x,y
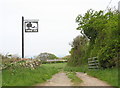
24,19 -> 39,32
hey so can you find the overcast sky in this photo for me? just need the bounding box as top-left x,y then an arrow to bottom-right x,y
0,0 -> 119,58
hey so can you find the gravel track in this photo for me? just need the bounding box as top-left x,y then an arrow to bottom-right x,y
35,72 -> 113,87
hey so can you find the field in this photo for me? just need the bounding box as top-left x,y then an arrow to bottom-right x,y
2,63 -> 118,87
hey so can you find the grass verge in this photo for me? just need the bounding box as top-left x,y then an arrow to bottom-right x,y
66,72 -> 82,85
2,64 -> 59,86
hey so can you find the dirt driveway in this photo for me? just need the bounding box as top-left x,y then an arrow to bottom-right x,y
76,72 -> 112,87
35,72 -> 73,86
35,72 -> 113,87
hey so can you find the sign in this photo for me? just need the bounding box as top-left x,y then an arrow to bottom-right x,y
22,17 -> 39,58
24,19 -> 39,32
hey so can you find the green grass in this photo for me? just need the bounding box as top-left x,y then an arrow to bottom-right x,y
2,63 -> 67,86
42,63 -> 67,71
2,64 -> 59,86
66,72 -> 82,85
64,65 -> 88,72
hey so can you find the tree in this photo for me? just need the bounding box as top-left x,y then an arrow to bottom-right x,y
74,8 -> 119,68
36,52 -> 58,61
76,9 -> 106,43
68,35 -> 88,66
62,55 -> 71,60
